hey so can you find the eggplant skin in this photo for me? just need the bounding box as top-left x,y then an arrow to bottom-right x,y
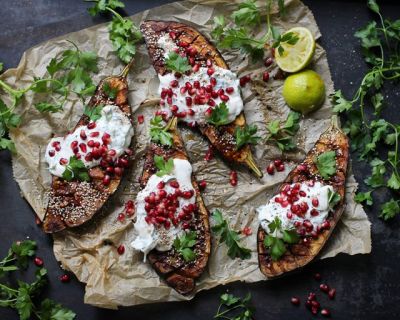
140,20 -> 262,178
257,122 -> 349,277
140,119 -> 211,296
42,76 -> 132,233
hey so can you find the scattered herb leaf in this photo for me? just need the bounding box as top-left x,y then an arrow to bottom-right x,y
165,52 -> 191,74
234,124 -> 260,150
265,111 -> 300,151
314,151 -> 336,180
62,156 -> 90,182
354,191 -> 374,206
214,292 -> 254,320
84,104 -> 103,121
154,155 -> 174,177
206,102 -> 230,127
103,81 -> 118,99
173,231 -> 197,262
149,116 -> 173,147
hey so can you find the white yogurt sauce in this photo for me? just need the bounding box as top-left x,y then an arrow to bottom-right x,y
45,105 -> 134,177
257,181 -> 333,238
130,158 -> 195,261
157,34 -> 178,57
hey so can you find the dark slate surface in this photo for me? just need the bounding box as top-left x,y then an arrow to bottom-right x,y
1,0 -> 399,319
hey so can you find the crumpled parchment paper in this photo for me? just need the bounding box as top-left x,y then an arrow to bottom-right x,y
1,0 -> 371,309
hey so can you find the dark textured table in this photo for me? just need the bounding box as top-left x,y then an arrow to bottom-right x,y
1,1 -> 399,319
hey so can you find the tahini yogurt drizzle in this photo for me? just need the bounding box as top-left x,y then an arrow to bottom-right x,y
130,158 -> 195,260
257,181 -> 334,238
45,105 -> 134,177
156,33 -> 244,126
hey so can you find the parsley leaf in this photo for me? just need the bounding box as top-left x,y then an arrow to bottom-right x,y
234,124 -> 260,150
211,210 -> 251,260
314,151 -> 336,180
332,90 -> 353,113
0,138 -> 16,153
87,0 -> 125,16
354,191 -> 374,206
215,292 -> 254,320
35,102 -> 62,113
211,15 -> 225,40
165,52 -> 191,74
231,0 -> 260,26
328,189 -> 341,208
102,81 -> 118,99
62,156 -> 90,182
149,116 -> 173,147
0,62 -> 3,72
265,111 -> 300,151
84,104 -> 103,121
173,231 -> 197,262
364,158 -> 386,188
387,172 -> 400,190
379,199 -> 400,220
206,102 -> 231,127
154,155 -> 174,177
272,31 -> 300,56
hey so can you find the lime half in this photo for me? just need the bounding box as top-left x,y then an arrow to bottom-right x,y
275,27 -> 316,73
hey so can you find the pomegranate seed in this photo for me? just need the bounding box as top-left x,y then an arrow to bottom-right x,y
137,115 -> 144,124
182,222 -> 190,230
178,40 -> 189,47
308,292 -> 316,301
78,143 -> 87,153
225,87 -> 234,94
207,68 -> 215,76
314,273 -> 322,281
169,180 -> 179,188
264,57 -> 274,67
229,171 -> 238,186
320,284 -> 329,293
60,274 -> 70,283
180,86 -> 187,94
118,213 -> 125,222
321,309 -> 331,317
310,209 -> 319,216
169,31 -> 177,39
311,300 -> 320,309
277,164 -> 285,172
286,212 -> 293,219
210,77 -> 217,87
281,200 -> 289,208
206,59 -> 213,67
297,164 -> 307,172
321,221 -> 331,230
187,109 -> 195,116
220,94 -> 229,102
117,244 -> 125,255
87,122 -> 96,129
55,145 -> 61,151
328,288 -> 336,300
70,140 -> 78,149
84,153 -> 93,161
187,46 -> 197,56
273,159 -> 282,167
34,257 -> 43,267
90,131 -> 99,137
51,141 -> 60,148
48,150 -> 55,157
199,180 -> 207,190
170,80 -> 179,87
299,190 -> 306,197
59,158 -> 68,165
266,163 -> 275,175
193,81 -> 200,89
207,99 -> 216,107
103,175 -> 111,186
311,306 -> 319,315
204,146 -> 213,161
106,166 -> 114,174
312,198 -> 319,207
182,190 -> 194,199
239,75 -> 251,87
192,64 -> 200,72
262,71 -> 270,82
114,167 -> 123,176
291,297 -> 300,306
242,226 -> 252,236
157,181 -> 165,189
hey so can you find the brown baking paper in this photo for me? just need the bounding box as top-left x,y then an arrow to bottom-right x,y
1,0 -> 371,308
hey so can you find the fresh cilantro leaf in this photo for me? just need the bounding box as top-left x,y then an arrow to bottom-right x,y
150,116 -> 173,147
387,172 -> 400,190
264,235 -> 286,261
211,15 -> 226,40
272,31 -> 300,56
220,293 -> 240,306
62,156 -> 90,182
87,0 -> 125,16
367,0 -> 380,14
103,81 -> 118,99
38,299 -> 76,320
215,292 -> 254,320
234,124 -> 260,150
165,52 -> 191,74
282,229 -> 300,244
0,62 -> 3,72
364,158 -> 386,188
84,104 -> 103,121
211,210 -> 251,260
231,0 -> 260,26
371,92 -> 384,115
207,102 -> 230,127
16,286 -> 33,320
9,240 -> 36,269
173,231 -> 197,262
35,102 -> 62,113
314,151 -> 336,180
265,112 -> 300,151
328,189 -> 341,208
0,138 -> 16,153
332,90 -> 353,113
354,191 -> 373,206
379,199 -> 400,220
154,155 -> 174,177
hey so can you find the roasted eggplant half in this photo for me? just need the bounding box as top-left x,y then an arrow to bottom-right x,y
43,63 -> 134,233
257,117 -> 349,277
130,117 -> 211,295
140,20 -> 262,178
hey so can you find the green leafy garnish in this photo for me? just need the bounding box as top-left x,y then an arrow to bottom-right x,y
149,116 -> 173,147
165,52 -> 191,74
62,156 -> 90,182
263,217 -> 299,261
86,0 -> 142,63
206,102 -> 230,127
234,124 -> 260,150
332,0 -> 400,219
231,0 -> 261,26
328,188 -> 341,208
173,231 -> 197,262
103,81 -> 118,99
0,240 -> 76,320
265,111 -> 300,151
34,102 -> 62,113
0,62 -> 3,73
211,210 -> 251,260
154,155 -> 174,177
272,31 -> 300,56
314,151 -> 336,180
354,191 -> 373,206
214,292 -> 254,320
84,104 -> 103,121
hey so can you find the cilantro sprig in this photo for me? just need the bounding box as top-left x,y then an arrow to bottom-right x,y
86,0 -> 142,63
214,292 -> 254,320
272,31 -> 300,56
328,188 -> 341,208
173,231 -> 197,262
154,155 -> 174,177
84,104 -> 103,121
165,52 -> 191,74
0,240 -> 76,320
103,81 -> 118,99
211,210 -> 251,260
234,124 -> 260,150
62,156 -> 90,182
206,102 -> 231,127
265,111 -> 300,151
332,0 -> 400,219
263,217 -> 299,261
314,151 -> 336,180
150,116 -> 173,147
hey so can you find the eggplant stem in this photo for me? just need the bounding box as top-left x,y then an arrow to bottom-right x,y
165,117 -> 178,131
119,58 -> 135,78
139,98 -> 161,108
245,154 -> 263,178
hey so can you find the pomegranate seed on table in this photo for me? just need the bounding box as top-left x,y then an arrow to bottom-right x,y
277,164 -> 285,172
60,274 -> 70,283
59,158 -> 68,165
297,164 -> 307,172
320,283 -> 330,293
34,257 -> 43,266
199,180 -> 207,190
312,198 -> 319,207
321,308 -> 331,317
291,297 -> 300,305
264,57 -> 274,67
87,122 -> 96,129
117,213 -> 126,222
328,288 -> 336,299
263,71 -> 270,82
266,163 -> 275,175
103,175 -> 111,186
229,170 -> 238,186
314,272 -> 322,281
273,159 -> 282,167
48,150 -> 55,157
117,244 -> 125,255
242,226 -> 252,236
137,115 -> 144,124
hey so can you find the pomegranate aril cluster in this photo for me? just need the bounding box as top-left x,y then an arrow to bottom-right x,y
117,200 -> 135,222
266,159 -> 285,175
144,179 -> 196,230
